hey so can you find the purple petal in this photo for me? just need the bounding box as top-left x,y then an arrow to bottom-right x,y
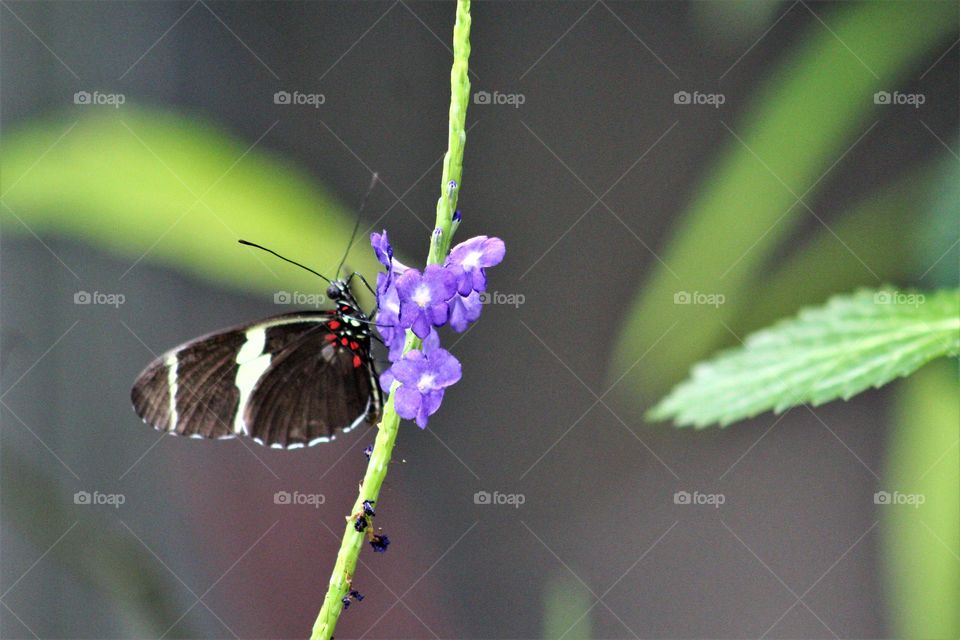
449,292 -> 482,332
477,237 -> 505,268
427,302 -> 449,327
470,269 -> 487,293
393,386 -> 421,421
389,358 -> 419,386
448,296 -> 470,332
421,329 -> 441,352
370,230 -> 393,268
411,312 -> 432,339
429,350 -> 462,387
422,264 -> 457,301
447,236 -> 486,266
398,301 -> 420,330
395,268 -> 423,300
415,401 -> 430,428
379,367 -> 396,389
422,388 -> 445,417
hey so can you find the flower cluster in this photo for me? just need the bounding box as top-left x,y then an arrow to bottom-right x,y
371,227 -> 504,428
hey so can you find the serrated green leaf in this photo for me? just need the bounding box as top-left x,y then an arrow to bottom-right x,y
649,289 -> 960,428
610,2 -> 956,405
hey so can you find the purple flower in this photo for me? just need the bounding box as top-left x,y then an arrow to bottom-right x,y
446,236 -> 505,294
387,348 -> 461,428
370,230 -> 393,268
379,329 -> 440,389
375,273 -> 406,360
396,265 -> 457,338
371,230 -> 411,282
449,290 -> 483,332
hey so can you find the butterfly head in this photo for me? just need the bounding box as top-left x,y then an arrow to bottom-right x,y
326,280 -> 351,302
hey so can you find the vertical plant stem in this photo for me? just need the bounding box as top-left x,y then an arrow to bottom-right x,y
309,2 -> 471,639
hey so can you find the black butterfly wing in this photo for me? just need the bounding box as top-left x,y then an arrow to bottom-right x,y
131,311 -> 381,447
244,325 -> 382,448
131,329 -> 248,439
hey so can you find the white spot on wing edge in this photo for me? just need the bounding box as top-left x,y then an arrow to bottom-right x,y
233,327 -> 271,435
165,352 -> 178,432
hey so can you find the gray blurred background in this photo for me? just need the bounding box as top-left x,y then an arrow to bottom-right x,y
1,2 -> 957,639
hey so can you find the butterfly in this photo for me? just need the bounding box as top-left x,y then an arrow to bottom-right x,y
130,240 -> 384,449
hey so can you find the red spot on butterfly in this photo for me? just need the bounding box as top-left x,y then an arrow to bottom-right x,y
325,333 -> 337,342
341,337 -> 349,346
353,355 -> 362,369
329,320 -> 341,329
350,341 -> 359,350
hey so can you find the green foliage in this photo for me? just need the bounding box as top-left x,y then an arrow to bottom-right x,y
886,360 -> 959,640
1,108 -> 378,298
649,289 -> 960,428
739,163 -> 941,334
610,2 -> 956,404
542,574 -> 592,640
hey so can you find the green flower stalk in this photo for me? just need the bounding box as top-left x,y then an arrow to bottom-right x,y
309,2 -> 471,639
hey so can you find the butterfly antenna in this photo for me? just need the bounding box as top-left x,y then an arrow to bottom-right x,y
336,172 -> 380,279
238,240 -> 331,283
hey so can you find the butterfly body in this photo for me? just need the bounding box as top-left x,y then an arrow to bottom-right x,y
131,279 -> 383,449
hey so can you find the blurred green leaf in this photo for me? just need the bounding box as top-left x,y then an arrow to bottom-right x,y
692,0 -> 782,50
650,289 -> 960,428
886,360 -> 959,639
0,108 -> 380,299
914,157 -> 960,289
742,163 -> 941,334
611,2 -> 956,405
542,574 -> 592,640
